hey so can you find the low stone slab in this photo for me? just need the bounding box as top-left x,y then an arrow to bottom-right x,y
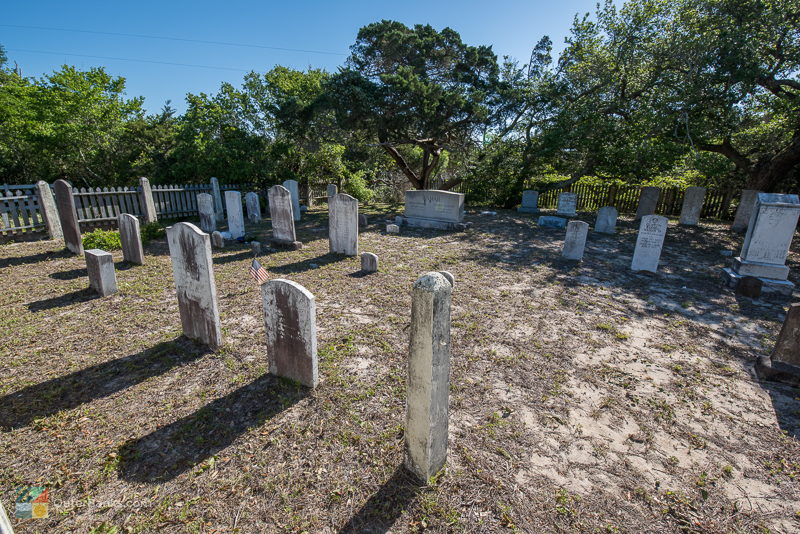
595,206 -> 618,234
679,187 -> 706,225
119,213 -> 144,265
54,179 -> 83,255
85,249 -> 117,296
404,190 -> 464,228
197,193 -> 216,233
631,215 -> 668,272
562,221 -> 589,260
361,252 -> 378,273
556,192 -> 577,217
262,279 -> 318,388
538,216 -> 567,229
246,192 -> 262,223
721,268 -> 795,296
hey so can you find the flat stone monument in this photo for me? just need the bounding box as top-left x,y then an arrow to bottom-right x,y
405,272 -> 452,483
517,190 -> 539,213
245,192 -> 262,223
268,185 -> 302,249
679,187 -> 706,226
722,193 -> 799,294
595,206 -> 618,234
36,181 -> 62,240
556,192 -> 577,217
401,190 -> 464,230
631,215 -> 668,272
635,187 -> 660,221
283,179 -> 301,221
210,177 -> 224,222
85,249 -> 117,296
731,189 -> 760,232
262,279 -> 318,388
197,193 -> 216,233
538,216 -> 567,229
167,222 -> 222,349
562,221 -> 589,260
53,179 -> 83,255
361,252 -> 378,273
329,193 -> 358,256
118,213 -> 144,265
225,190 -> 245,239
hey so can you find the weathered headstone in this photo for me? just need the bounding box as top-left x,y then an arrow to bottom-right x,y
35,181 -> 62,240
562,221 -> 589,261
595,206 -> 618,234
283,179 -> 301,222
631,215 -> 668,272
327,184 -> 338,200
268,185 -> 302,249
679,187 -> 706,226
329,193 -> 359,256
736,276 -> 763,298
262,279 -> 317,388
439,271 -> 455,287
518,190 -> 539,213
225,190 -> 245,239
85,249 -> 117,296
402,190 -> 465,229
211,231 -> 224,249
245,192 -> 262,223
359,214 -> 368,227
556,192 -> 578,217
361,252 -> 378,273
386,223 -> 400,234
772,304 -> 800,366
406,272 -> 453,483
138,177 -> 157,223
53,179 -> 83,255
731,189 -> 760,232
723,193 -> 800,294
118,213 -> 144,265
538,216 -> 567,229
635,187 -> 660,221
197,193 -> 216,233
210,177 -> 224,222
251,241 -> 261,255
166,222 -> 222,349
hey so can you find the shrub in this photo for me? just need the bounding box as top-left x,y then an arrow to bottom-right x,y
82,229 -> 122,250
344,172 -> 375,203
140,221 -> 166,244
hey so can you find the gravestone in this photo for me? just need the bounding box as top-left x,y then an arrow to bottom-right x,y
538,216 -> 567,229
772,304 -> 800,366
283,179 -> 301,222
197,193 -> 216,233
138,177 -> 157,223
85,249 -> 117,296
722,193 -> 800,294
562,221 -> 589,261
329,193 -> 359,256
402,190 -> 465,230
386,224 -> 400,234
53,179 -> 83,255
268,185 -> 302,249
556,192 -> 577,217
631,215 -> 668,272
359,214 -> 368,228
210,177 -> 224,222
211,231 -> 224,249
595,206 -> 618,234
327,184 -> 338,200
166,222 -> 222,349
731,189 -> 760,232
225,191 -> 245,239
251,241 -> 261,255
405,272 -> 453,483
118,213 -> 144,265
361,252 -> 378,273
262,279 -> 318,388
35,181 -> 62,240
245,192 -> 262,223
679,187 -> 706,226
517,190 -> 539,213
635,187 -> 660,221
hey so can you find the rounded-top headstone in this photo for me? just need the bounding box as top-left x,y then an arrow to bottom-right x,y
361,252 -> 379,273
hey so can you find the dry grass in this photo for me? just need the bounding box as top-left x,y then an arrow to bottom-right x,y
0,204 -> 798,533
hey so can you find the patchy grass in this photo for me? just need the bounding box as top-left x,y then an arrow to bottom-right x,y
0,205 -> 799,533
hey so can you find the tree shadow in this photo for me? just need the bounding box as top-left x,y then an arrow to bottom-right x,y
337,465 -> 422,534
757,375 -> 800,439
0,337 -> 210,430
0,248 -> 73,269
270,252 -> 348,274
117,373 -> 307,483
27,288 -> 98,312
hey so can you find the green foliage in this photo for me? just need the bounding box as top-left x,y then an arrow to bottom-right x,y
82,229 -> 122,251
343,172 -> 374,203
140,222 -> 166,244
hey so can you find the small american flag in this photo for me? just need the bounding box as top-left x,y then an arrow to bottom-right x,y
249,259 -> 269,285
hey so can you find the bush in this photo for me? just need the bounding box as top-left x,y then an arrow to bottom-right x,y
82,229 -> 122,250
344,172 -> 375,203
140,221 -> 166,244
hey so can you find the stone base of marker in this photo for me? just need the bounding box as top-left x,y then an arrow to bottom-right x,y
755,356 -> 800,386
397,216 -> 471,231
270,238 -> 303,250
361,252 -> 378,273
538,216 -> 567,229
85,249 -> 118,296
386,224 -> 400,234
517,207 -> 539,214
721,268 -> 795,296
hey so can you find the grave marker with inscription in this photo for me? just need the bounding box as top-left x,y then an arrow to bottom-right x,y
53,179 -> 83,255
562,221 -> 589,260
595,206 -> 618,234
631,215 -> 668,272
518,190 -> 539,213
118,213 -> 144,265
268,185 -> 302,249
329,193 -> 359,256
679,187 -> 706,226
197,193 -> 216,234
283,179 -> 301,221
225,191 -> 245,239
402,190 -> 464,230
556,192 -> 577,217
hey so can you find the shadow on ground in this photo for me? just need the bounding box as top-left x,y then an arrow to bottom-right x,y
270,252 -> 348,275
27,288 -> 98,312
0,337 -> 210,430
117,373 -> 307,483
0,248 -> 73,269
337,465 -> 422,534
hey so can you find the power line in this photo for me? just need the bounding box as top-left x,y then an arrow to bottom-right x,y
0,23 -> 347,57
7,48 -> 251,72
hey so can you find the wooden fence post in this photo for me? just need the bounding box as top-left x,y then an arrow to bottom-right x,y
35,181 -> 62,239
139,177 -> 157,223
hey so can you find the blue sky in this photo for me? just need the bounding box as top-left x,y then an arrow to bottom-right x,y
2,0 -> 600,113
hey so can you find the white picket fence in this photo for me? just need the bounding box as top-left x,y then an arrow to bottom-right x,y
0,188 -> 46,238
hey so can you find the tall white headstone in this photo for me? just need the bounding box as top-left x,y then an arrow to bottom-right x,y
679,187 -> 706,226
631,215 -> 668,272
197,193 -> 216,234
329,193 -> 359,256
562,221 -> 589,260
245,192 -> 262,223
283,179 -> 301,222
225,190 -> 245,239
